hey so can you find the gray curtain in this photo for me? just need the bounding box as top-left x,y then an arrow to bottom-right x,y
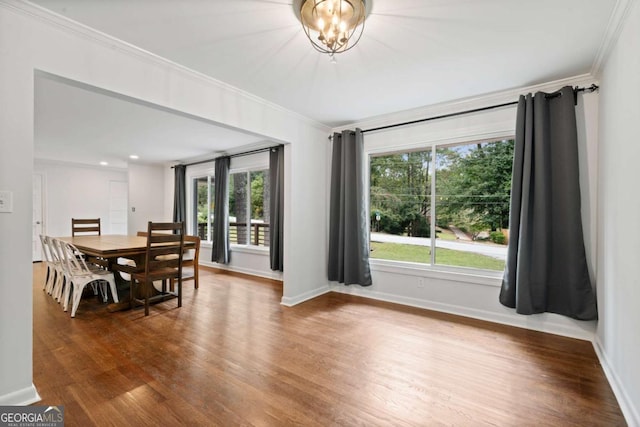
172,165 -> 186,223
499,86 -> 597,320
269,146 -> 284,271
328,129 -> 372,286
211,157 -> 230,264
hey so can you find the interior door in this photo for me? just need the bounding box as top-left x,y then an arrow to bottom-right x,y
109,180 -> 128,234
32,173 -> 44,261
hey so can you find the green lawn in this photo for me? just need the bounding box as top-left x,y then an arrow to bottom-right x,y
436,228 -> 458,241
370,241 -> 505,271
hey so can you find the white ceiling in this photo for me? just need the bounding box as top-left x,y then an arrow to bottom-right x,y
34,75 -> 266,169
31,0 -> 618,167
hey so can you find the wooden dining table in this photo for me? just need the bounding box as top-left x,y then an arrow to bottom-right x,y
58,234 -> 194,312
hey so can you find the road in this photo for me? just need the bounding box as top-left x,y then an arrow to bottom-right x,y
370,232 -> 507,260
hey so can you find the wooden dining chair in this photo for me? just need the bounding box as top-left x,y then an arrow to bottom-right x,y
71,218 -> 109,268
168,235 -> 201,290
71,218 -> 101,236
181,235 -> 201,289
131,221 -> 185,316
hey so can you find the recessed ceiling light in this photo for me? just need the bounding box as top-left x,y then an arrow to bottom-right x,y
99,161 -> 108,166
129,155 -> 139,160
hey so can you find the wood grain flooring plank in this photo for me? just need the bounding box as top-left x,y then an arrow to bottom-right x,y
31,263 -> 626,426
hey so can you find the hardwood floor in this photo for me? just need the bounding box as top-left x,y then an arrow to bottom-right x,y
32,263 -> 626,426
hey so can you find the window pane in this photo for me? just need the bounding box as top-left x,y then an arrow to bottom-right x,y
229,172 -> 248,244
369,150 -> 432,264
194,177 -> 209,240
250,170 -> 270,247
434,140 -> 513,271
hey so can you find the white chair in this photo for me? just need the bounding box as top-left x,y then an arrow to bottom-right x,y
39,235 -> 56,292
57,240 -> 119,317
45,237 -> 67,300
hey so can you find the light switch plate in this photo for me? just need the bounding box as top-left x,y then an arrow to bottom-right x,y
0,191 -> 14,213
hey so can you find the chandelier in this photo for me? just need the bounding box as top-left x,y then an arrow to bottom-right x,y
296,0 -> 370,60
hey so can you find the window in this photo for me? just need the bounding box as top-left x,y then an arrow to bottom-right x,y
193,176 -> 214,241
369,138 -> 514,271
229,169 -> 270,247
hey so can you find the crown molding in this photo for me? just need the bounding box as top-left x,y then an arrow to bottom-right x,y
0,0 -> 330,133
591,0 -> 638,76
337,74 -> 597,133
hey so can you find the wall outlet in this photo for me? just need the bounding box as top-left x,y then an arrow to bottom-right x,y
417,278 -> 425,289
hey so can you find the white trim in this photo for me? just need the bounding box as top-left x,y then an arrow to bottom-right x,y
329,286 -> 596,341
366,129 -> 516,157
592,337 -> 640,427
0,384 -> 41,406
199,259 -> 283,281
281,285 -> 331,307
335,74 -> 596,134
591,0 -> 638,76
229,244 -> 270,255
370,259 -> 502,287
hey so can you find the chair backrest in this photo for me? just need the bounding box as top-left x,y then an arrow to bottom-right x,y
57,240 -> 92,275
72,218 -> 101,236
39,235 -> 52,263
184,235 -> 201,265
143,222 -> 185,276
47,237 -> 63,265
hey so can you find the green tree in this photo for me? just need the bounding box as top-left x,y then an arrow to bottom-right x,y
437,140 -> 514,231
250,171 -> 265,219
370,150 -> 432,236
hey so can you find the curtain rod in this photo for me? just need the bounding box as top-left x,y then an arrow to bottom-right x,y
172,145 -> 283,168
328,84 -> 599,139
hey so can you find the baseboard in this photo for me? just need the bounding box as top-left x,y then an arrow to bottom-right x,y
0,384 -> 41,406
329,285 -> 596,341
592,337 -> 640,427
199,260 -> 283,281
281,285 -> 331,307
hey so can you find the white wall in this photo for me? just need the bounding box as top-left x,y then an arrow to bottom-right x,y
332,78 -> 601,341
0,1 -> 329,405
0,4 -> 36,403
596,0 -> 640,424
128,163 -> 167,234
33,159 -> 128,236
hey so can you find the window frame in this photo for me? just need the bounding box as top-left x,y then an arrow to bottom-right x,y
191,174 -> 213,241
228,168 -> 270,248
367,134 -> 515,279
186,151 -> 270,251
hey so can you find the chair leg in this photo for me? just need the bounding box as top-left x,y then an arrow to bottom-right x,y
107,277 -> 119,303
43,266 -> 51,290
178,278 -> 182,308
144,280 -> 150,316
62,278 -> 72,312
194,268 -> 199,289
70,282 -> 84,318
130,278 -> 136,310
